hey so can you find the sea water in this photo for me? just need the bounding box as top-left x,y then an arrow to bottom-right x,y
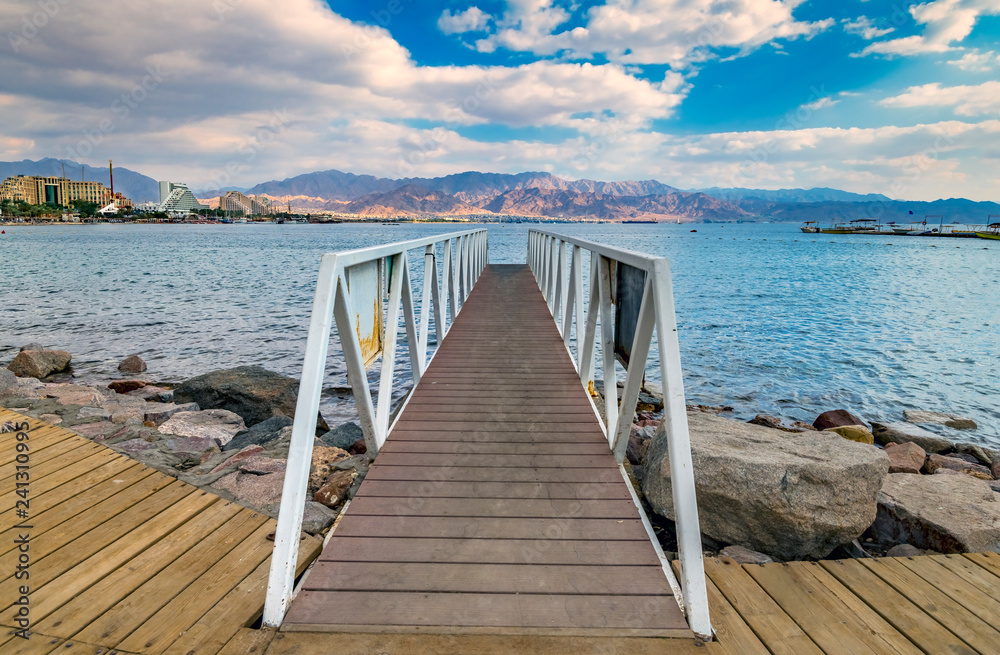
1,222 -> 997,446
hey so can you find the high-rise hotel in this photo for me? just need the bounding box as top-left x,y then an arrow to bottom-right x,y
0,174 -> 131,210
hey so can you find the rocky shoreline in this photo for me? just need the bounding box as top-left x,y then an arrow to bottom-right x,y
4,345 -> 999,561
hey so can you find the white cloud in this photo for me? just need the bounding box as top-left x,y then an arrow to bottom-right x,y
860,0 -> 1000,57
880,81 -> 1000,116
948,49 -> 1000,70
801,97 -> 838,111
470,0 -> 833,67
438,7 -> 491,34
842,16 -> 894,40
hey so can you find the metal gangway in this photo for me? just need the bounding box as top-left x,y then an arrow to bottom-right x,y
262,228 -> 711,640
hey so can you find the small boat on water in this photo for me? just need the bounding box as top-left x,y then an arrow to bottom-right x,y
977,222 -> 1000,240
799,221 -> 820,233
822,219 -> 879,234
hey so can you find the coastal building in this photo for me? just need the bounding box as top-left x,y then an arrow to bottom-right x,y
219,190 -> 272,216
159,181 -> 207,214
0,174 -> 117,207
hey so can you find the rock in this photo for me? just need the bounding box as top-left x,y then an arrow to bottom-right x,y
320,422 -> 365,450
117,354 -> 147,373
687,404 -> 734,414
748,414 -> 815,433
70,421 -> 123,440
162,436 -> 220,466
871,422 -> 954,454
886,544 -> 925,557
994,460 -> 1000,480
96,394 -> 150,425
954,443 -> 998,468
990,480 -> 1000,493
20,342 -> 44,351
301,501 -> 338,534
8,349 -> 72,379
211,444 -> 265,473
719,545 -> 773,564
128,385 -> 173,402
143,401 -> 200,426
904,410 -> 977,430
0,369 -> 17,394
226,415 -> 296,452
158,409 -> 246,446
923,453 -> 993,480
627,424 -> 655,465
77,406 -> 113,420
173,365 -> 328,433
115,438 -> 156,454
873,473 -> 1000,553
309,445 -> 352,493
43,384 -> 106,406
813,409 -> 866,431
314,469 -> 357,508
823,425 -> 875,445
636,390 -> 663,413
39,413 -> 62,425
234,455 -> 286,474
883,442 -> 926,474
212,471 -> 285,508
643,410 -> 889,561
109,380 -> 146,394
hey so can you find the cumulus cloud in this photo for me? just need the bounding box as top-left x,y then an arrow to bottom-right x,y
438,7 -> 491,34
465,0 -> 832,67
841,16 -> 894,40
860,0 -> 1000,57
880,81 -> 1000,116
801,97 -> 838,111
948,49 -> 1000,70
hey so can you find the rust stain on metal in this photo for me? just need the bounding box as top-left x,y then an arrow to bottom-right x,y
356,292 -> 383,368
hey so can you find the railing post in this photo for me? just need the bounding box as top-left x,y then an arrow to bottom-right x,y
611,278 -> 656,463
651,258 -> 712,640
445,238 -> 458,324
418,245 -> 435,367
374,252 -> 406,441
263,253 -> 339,627
555,240 -> 567,336
547,237 -> 558,313
597,255 -> 617,443
580,251 -> 599,388
562,244 -> 578,352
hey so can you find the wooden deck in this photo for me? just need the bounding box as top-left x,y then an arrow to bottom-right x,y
282,264 -> 690,637
0,409 -> 322,655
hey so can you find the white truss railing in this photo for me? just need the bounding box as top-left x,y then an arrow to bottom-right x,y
527,229 -> 712,640
262,228 -> 488,627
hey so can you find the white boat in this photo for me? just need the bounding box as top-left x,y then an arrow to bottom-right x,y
799,221 -> 820,233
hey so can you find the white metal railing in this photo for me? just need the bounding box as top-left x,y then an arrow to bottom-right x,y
262,228 -> 488,627
527,229 -> 712,640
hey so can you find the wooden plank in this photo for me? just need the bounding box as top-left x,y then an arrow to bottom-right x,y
214,627 -> 276,655
116,520 -> 278,654
820,559 -> 977,655
673,561 -> 770,655
0,464 -> 152,558
283,590 -> 691,637
931,554 -> 1000,599
745,561 -> 920,655
0,445 -> 111,503
156,533 -> 322,655
356,480 -> 630,500
380,441 -> 611,455
33,499 -> 246,636
304,561 -> 671,595
346,496 -> 639,519
0,633 -> 65,655
894,556 -> 1000,626
364,465 -> 622,484
370,453 -> 612,468
333,515 -> 651,541
859,557 -> 1000,655
388,430 -> 607,443
22,492 -> 221,621
962,551 -> 1000,579
71,508 -> 269,646
390,421 -> 599,434
0,426 -> 87,466
318,537 -> 661,566
704,558 -> 822,655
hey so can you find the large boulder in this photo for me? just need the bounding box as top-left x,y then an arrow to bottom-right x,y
0,369 -> 17,395
117,354 -> 147,373
923,454 -> 993,480
813,409 -> 866,431
871,421 -> 953,454
224,415 -> 295,451
159,409 -> 246,446
173,366 -> 327,433
8,350 -> 72,379
643,411 -> 889,560
873,474 -> 1000,553
903,410 -> 977,430
883,442 -> 926,474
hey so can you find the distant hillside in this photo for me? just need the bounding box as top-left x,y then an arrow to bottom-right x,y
482,188 -> 746,221
0,158 -> 159,203
757,198 -> 1000,225
344,184 -> 482,216
697,187 -> 891,203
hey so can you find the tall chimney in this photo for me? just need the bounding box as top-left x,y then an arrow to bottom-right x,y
109,159 -> 114,206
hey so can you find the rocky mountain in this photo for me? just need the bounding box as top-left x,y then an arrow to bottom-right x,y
756,198 -> 1000,225
343,184 -> 481,216
0,158 -> 159,203
482,187 -> 746,221
697,186 -> 892,203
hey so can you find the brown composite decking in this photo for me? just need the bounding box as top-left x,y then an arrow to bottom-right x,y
282,264 -> 691,637
0,409 -> 322,655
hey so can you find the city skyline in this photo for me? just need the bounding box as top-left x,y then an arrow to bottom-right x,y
1,0 -> 998,200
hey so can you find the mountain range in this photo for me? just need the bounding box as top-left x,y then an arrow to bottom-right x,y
2,159 -> 997,223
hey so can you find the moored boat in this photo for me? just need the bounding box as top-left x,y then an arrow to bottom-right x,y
977,221 -> 1000,240
799,221 -> 820,233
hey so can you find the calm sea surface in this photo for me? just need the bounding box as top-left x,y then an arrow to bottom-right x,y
1,223 -> 997,446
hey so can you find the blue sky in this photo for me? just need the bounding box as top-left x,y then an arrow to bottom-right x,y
1,0 -> 998,199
